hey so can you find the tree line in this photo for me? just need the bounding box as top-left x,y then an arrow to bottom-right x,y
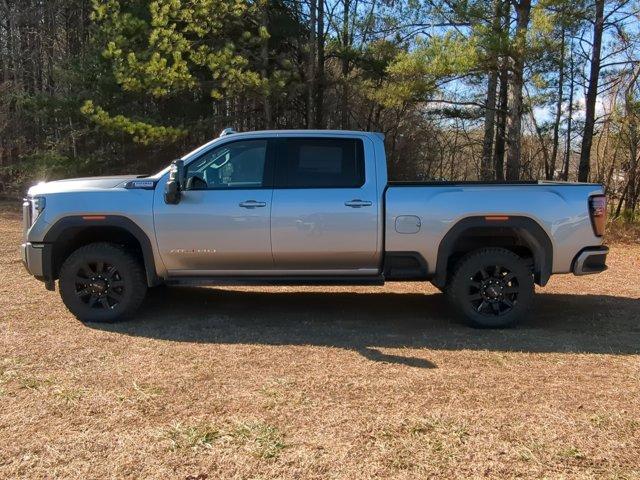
1,0 -> 639,216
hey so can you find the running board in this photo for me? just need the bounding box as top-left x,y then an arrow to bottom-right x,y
165,275 -> 385,287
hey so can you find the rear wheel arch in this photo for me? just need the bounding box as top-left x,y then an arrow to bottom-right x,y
42,216 -> 160,287
433,216 -> 553,288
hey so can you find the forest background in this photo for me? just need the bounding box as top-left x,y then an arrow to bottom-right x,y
1,0 -> 639,222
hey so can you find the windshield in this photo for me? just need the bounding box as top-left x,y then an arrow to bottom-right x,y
149,137 -> 223,178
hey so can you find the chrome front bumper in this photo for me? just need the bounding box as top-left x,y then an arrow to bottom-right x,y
572,246 -> 609,276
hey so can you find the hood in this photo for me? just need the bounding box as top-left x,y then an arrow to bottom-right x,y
27,175 -> 146,195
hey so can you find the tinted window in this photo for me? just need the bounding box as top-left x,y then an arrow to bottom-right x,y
185,140 -> 268,189
278,138 -> 365,188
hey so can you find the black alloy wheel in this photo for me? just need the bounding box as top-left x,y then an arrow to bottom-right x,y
59,242 -> 147,322
74,260 -> 125,310
467,264 -> 520,316
446,247 -> 534,328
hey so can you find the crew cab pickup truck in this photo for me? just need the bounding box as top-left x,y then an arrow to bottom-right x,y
21,130 -> 609,327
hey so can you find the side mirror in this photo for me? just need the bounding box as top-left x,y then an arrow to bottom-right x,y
164,159 -> 185,204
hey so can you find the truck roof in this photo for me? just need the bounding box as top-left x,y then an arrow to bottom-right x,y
217,129 -> 384,139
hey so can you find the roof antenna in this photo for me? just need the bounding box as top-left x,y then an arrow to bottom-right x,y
219,127 -> 237,137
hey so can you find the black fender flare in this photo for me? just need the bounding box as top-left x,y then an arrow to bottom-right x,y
42,215 -> 160,286
433,216 -> 553,288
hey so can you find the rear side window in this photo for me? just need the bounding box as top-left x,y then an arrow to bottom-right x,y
277,138 -> 365,188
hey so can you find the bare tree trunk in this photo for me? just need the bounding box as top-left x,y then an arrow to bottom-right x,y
340,0 -> 350,129
307,0 -> 316,128
578,0 -> 605,182
0,0 -> 8,84
624,67 -> 640,213
494,61 -> 508,180
614,180 -> 629,218
314,0 -> 325,128
481,0 -> 504,181
260,3 -> 272,129
481,71 -> 498,180
627,143 -> 639,213
549,27 -> 565,180
493,1 -> 510,181
529,105 -> 551,179
505,0 -> 531,181
563,44 -> 575,181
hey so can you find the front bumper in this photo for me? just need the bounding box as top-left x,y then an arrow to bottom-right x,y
572,246 -> 609,276
21,242 -> 55,290
21,242 -> 44,276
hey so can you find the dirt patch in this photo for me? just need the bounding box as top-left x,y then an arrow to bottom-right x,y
1,201 -> 639,478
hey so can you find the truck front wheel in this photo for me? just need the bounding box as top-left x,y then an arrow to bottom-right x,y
446,247 -> 534,328
59,242 -> 147,323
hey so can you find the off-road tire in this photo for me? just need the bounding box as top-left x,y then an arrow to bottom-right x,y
59,242 -> 147,323
446,247 -> 534,328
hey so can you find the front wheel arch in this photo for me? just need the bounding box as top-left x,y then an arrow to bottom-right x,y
42,216 -> 161,287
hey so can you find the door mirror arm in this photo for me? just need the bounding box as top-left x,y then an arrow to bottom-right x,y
164,159 -> 185,204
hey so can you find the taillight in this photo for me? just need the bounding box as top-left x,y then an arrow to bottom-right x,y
589,195 -> 607,237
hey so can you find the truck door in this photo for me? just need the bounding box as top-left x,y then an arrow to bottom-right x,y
153,138 -> 275,274
270,136 -> 380,272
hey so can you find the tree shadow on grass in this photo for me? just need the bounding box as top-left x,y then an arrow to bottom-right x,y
90,287 -> 640,368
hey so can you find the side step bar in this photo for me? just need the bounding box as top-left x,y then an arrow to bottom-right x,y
165,275 -> 386,287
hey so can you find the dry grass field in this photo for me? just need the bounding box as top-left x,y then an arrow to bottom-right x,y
1,201 -> 639,479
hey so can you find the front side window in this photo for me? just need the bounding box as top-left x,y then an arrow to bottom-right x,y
278,138 -> 365,188
185,140 -> 268,189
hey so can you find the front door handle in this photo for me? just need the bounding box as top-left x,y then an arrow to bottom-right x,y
344,199 -> 372,208
239,200 -> 267,209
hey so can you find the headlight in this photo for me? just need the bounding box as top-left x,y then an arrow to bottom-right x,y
32,196 -> 46,217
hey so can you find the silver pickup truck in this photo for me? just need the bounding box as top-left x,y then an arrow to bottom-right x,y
21,130 -> 609,328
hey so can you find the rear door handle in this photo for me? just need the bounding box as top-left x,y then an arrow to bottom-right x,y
344,199 -> 372,208
239,200 -> 267,208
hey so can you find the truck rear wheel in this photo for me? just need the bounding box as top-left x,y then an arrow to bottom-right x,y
59,242 -> 147,323
446,247 -> 534,328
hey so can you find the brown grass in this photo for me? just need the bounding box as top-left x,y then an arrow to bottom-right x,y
607,218 -> 640,245
1,201 -> 639,479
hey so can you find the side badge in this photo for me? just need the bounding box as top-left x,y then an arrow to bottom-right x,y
124,180 -> 157,190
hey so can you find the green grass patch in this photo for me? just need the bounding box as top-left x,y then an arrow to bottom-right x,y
165,420 -> 286,459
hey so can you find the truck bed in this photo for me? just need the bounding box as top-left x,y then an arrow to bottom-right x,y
384,181 -> 604,277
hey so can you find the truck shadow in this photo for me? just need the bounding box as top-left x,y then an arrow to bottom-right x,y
90,287 -> 640,368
